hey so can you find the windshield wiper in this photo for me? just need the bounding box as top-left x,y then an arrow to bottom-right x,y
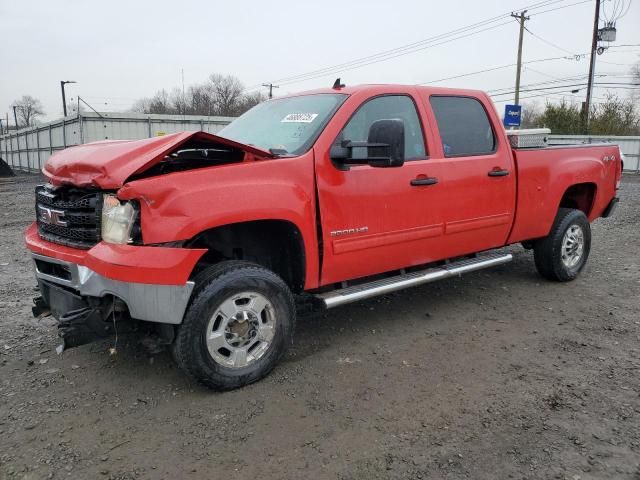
268,148 -> 290,156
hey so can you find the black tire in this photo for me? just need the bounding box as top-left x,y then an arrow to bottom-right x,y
173,261 -> 295,390
533,208 -> 591,282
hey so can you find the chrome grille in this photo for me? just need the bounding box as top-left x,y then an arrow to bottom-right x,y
35,185 -> 102,249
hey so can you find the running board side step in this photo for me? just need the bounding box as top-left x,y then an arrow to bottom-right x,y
316,252 -> 512,309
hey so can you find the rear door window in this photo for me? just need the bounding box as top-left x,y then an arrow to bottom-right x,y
430,96 -> 496,157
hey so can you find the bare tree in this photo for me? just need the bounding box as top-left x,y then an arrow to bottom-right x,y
150,89 -> 173,114
188,83 -> 215,115
12,95 -> 44,127
131,97 -> 152,113
131,89 -> 173,114
520,101 -> 542,128
130,73 -> 266,117
169,87 -> 188,115
237,91 -> 267,115
209,74 -> 244,116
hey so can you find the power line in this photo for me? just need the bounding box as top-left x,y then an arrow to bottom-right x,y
492,83 -> 639,97
598,59 -> 638,66
601,0 -> 632,23
491,75 -> 637,104
488,74 -> 597,93
418,54 -> 584,85
524,27 -> 640,63
418,55 -> 568,85
523,26 -> 576,55
252,0 -> 579,89
603,44 -> 640,48
492,89 -> 609,102
421,63 -> 520,84
527,0 -> 593,16
492,90 -> 575,102
416,44 -> 639,86
504,72 -> 635,92
491,72 -> 615,90
490,81 -> 639,96
524,65 -> 564,80
272,20 -> 515,87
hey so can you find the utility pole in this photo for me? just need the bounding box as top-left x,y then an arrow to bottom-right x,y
12,105 -> 19,129
584,0 -> 601,133
511,10 -> 530,105
60,80 -> 77,117
262,83 -> 279,99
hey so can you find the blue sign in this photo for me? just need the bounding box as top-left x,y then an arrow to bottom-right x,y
504,104 -> 522,127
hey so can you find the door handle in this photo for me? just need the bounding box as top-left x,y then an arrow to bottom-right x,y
410,177 -> 438,186
488,168 -> 510,177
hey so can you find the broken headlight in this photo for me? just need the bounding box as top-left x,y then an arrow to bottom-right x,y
101,194 -> 137,244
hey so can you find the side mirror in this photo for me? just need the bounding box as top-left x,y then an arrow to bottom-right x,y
330,118 -> 405,169
367,119 -> 405,167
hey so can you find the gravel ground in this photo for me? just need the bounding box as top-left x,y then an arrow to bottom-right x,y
0,173 -> 638,480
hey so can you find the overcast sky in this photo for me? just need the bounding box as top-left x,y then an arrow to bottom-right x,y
1,0 -> 638,122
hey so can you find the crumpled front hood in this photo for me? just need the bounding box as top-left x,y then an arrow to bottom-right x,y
44,131 -> 273,189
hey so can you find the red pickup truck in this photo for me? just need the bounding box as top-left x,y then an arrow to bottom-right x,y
26,84 -> 622,390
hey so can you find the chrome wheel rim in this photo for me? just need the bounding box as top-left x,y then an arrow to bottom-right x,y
561,224 -> 584,269
206,291 -> 275,368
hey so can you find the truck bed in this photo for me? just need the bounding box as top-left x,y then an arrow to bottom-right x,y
507,143 -> 620,244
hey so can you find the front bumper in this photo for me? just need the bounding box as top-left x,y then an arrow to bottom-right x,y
32,253 -> 195,324
26,223 -> 206,325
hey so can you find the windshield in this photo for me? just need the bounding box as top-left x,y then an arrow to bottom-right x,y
218,93 -> 347,155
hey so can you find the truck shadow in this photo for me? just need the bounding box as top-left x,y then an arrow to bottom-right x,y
285,248 -> 541,364
74,248 -> 541,390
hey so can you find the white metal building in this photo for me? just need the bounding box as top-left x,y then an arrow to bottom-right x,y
0,112 -> 235,172
1,116 -> 638,174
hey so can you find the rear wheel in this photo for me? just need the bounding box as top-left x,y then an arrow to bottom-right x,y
533,208 -> 591,282
173,261 -> 295,390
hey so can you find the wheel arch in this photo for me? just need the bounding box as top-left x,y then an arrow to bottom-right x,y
558,182 -> 597,217
185,219 -> 306,293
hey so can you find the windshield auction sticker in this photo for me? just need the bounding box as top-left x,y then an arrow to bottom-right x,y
281,113 -> 318,123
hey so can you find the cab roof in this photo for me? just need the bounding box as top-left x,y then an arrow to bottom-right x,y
283,83 -> 490,100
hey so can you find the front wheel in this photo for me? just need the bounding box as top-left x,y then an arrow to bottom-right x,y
173,261 -> 295,390
533,208 -> 591,282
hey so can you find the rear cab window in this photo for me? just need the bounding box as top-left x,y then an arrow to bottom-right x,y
429,96 -> 496,157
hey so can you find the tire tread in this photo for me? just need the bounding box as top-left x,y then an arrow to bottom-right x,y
173,261 -> 295,390
533,208 -> 591,282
